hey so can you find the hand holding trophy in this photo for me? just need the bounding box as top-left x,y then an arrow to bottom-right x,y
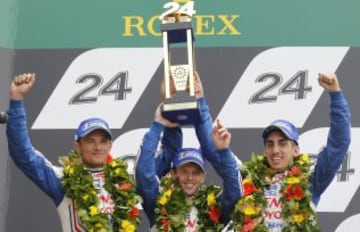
159,1 -> 200,125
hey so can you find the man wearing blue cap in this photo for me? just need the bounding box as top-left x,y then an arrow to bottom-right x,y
6,73 -> 141,231
229,73 -> 351,232
135,72 -> 242,231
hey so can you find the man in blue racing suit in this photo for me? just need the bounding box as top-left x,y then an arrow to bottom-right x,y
135,72 -> 242,231
6,73 -> 140,231
229,72 -> 351,231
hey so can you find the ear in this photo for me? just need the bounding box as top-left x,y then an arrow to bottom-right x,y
293,144 -> 300,157
73,141 -> 80,154
169,169 -> 176,179
201,171 -> 207,184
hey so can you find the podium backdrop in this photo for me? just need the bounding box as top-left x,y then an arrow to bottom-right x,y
1,1 -> 360,231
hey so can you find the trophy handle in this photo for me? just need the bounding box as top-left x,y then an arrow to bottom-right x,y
163,31 -> 171,99
187,28 -> 194,97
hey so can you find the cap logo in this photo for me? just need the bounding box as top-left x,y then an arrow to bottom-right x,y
273,121 -> 291,133
82,121 -> 106,131
178,151 -> 203,162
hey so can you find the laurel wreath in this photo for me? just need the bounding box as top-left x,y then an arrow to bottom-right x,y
231,153 -> 320,232
155,175 -> 224,231
59,151 -> 142,232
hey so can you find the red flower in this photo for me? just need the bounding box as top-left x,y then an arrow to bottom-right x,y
106,154 -> 113,164
161,218 -> 169,232
282,184 -> 304,200
241,218 -> 255,232
244,182 -> 258,196
118,182 -> 132,190
209,206 -> 221,224
290,166 -> 302,175
130,206 -> 139,219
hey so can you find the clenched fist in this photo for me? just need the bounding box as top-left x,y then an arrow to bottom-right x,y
10,73 -> 36,100
318,73 -> 340,92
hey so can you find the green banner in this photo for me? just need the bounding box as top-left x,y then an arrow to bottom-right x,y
1,0 -> 360,49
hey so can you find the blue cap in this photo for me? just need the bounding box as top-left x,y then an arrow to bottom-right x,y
75,118 -> 112,141
262,119 -> 299,144
172,148 -> 206,172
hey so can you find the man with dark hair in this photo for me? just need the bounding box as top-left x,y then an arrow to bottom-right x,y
230,73 -> 351,231
6,73 -> 141,231
136,71 -> 242,231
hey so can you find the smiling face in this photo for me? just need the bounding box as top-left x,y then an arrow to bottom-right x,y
174,162 -> 206,197
74,129 -> 112,169
264,130 -> 300,172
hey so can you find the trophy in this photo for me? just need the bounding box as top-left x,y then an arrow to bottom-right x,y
159,1 -> 200,125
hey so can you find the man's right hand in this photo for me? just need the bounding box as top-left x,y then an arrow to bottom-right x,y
10,73 -> 36,100
155,103 -> 179,128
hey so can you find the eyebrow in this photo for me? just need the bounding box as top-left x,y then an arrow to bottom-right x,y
265,138 -> 290,144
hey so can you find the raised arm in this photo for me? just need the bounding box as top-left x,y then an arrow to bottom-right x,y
310,73 -> 351,204
192,72 -> 242,223
6,73 -> 63,205
193,71 -> 221,164
155,116 -> 182,177
135,104 -> 179,226
211,119 -> 242,223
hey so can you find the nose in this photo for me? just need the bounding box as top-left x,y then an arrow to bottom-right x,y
94,142 -> 103,150
186,172 -> 194,181
272,143 -> 280,154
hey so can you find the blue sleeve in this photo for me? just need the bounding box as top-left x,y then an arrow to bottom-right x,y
194,98 -> 242,223
155,126 -> 182,177
310,91 -> 351,205
216,148 -> 242,224
135,122 -> 164,226
6,100 -> 64,206
195,97 -> 220,164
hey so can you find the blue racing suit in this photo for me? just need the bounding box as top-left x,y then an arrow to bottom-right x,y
310,91 -> 351,205
135,97 -> 242,229
7,100 -> 129,232
254,91 -> 351,231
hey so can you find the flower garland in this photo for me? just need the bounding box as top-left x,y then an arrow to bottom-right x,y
155,175 -> 224,231
231,153 -> 320,232
59,151 -> 142,232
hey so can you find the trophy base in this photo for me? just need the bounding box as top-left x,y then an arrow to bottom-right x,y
162,95 -> 200,125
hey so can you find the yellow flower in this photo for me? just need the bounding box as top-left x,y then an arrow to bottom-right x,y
257,156 -> 264,161
157,189 -> 173,205
286,176 -> 300,184
120,220 -> 136,232
292,213 -> 305,223
89,205 -> 99,216
158,195 -> 169,206
82,194 -> 89,201
65,166 -> 74,176
164,189 -> 172,197
95,223 -> 103,228
293,202 -> 299,210
244,195 -> 255,203
127,198 -> 135,206
90,190 -> 97,196
207,192 -> 216,206
110,160 -> 118,168
115,168 -> 122,176
243,205 -> 257,216
298,154 -> 309,165
243,178 -> 252,185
